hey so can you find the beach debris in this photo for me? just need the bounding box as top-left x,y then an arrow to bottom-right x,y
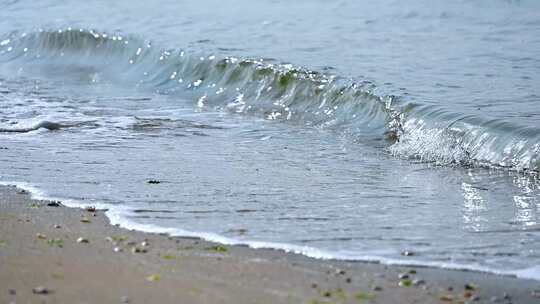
131,247 -> 147,254
398,279 -> 412,287
47,239 -> 63,248
401,250 -> 415,256
113,246 -> 123,253
372,286 -> 383,291
32,286 -> 49,295
47,201 -> 61,207
205,245 -> 228,253
147,180 -> 161,184
77,237 -> 89,243
354,292 -> 376,301
465,283 -> 477,291
162,254 -> 175,260
80,216 -> 90,223
439,294 -> 454,301
36,233 -> 47,240
146,274 -> 161,282
53,224 -> 61,229
85,206 -> 96,212
121,296 -> 130,303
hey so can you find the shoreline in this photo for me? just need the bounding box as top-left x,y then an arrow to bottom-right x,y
1,185 -> 539,303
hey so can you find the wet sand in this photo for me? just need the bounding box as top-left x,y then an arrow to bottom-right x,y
1,185 -> 539,304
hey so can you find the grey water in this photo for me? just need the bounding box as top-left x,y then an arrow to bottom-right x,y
1,0 -> 540,279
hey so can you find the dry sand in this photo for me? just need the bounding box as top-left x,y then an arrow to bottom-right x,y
1,185 -> 539,304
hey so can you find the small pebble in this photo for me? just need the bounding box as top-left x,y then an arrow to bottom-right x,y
471,295 -> 481,301
372,286 -> 383,291
85,206 -> 96,212
121,296 -> 130,303
401,250 -> 415,256
323,291 -> 332,297
398,273 -> 409,280
76,237 -> 89,243
105,237 -> 114,242
147,180 -> 161,184
412,278 -> 425,286
53,224 -> 61,229
32,286 -> 49,295
126,241 -> 137,246
336,269 -> 346,275
36,233 -> 47,240
440,294 -> 453,301
131,247 -> 147,254
8,289 -> 16,295
47,201 -> 61,207
503,292 -> 511,300
345,277 -> 352,283
113,247 -> 123,253
447,286 -> 454,292
80,217 -> 90,223
141,241 -> 149,247
310,283 -> 318,289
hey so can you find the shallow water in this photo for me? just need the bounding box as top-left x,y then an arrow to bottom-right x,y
1,0 -> 540,279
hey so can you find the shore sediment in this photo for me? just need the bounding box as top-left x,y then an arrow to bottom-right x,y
1,185 -> 539,304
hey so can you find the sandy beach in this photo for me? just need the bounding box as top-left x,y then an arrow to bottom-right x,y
0,185 -> 538,303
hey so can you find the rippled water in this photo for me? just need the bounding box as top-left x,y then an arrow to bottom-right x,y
1,0 -> 540,279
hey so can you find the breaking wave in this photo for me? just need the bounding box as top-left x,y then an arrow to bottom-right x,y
1,29 -> 539,172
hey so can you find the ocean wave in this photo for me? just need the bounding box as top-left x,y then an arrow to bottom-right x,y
1,29 -> 539,172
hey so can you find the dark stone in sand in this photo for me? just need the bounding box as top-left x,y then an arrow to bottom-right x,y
401,250 -> 415,256
47,201 -> 61,207
8,289 -> 16,295
398,273 -> 409,280
147,180 -> 161,184
345,277 -> 352,283
32,286 -> 49,295
372,286 -> 383,291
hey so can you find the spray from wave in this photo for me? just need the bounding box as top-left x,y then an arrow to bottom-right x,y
1,29 -> 539,172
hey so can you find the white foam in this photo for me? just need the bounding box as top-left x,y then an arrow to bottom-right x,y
2,180 -> 539,281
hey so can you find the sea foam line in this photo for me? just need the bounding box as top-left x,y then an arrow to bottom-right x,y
1,180 -> 539,281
